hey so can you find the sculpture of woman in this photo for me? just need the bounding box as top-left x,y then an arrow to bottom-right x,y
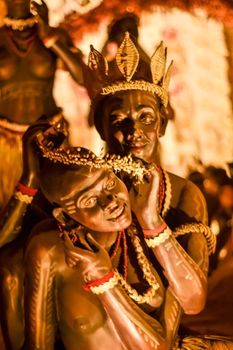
85,33 -> 221,347
0,0 -> 84,209
23,144 -> 166,349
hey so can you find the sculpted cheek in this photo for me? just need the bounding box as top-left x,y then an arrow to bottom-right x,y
146,128 -> 159,141
78,210 -> 99,227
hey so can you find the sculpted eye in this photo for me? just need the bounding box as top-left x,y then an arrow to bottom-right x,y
105,176 -> 116,190
80,196 -> 97,208
111,114 -> 126,127
140,113 -> 156,125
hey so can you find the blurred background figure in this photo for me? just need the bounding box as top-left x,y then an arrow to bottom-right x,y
188,165 -> 232,273
181,165 -> 233,340
0,0 -> 84,212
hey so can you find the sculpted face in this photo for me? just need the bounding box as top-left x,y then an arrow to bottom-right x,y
58,168 -> 132,233
101,90 -> 161,163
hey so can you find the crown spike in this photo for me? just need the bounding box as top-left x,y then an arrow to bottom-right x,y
85,33 -> 172,107
115,31 -> 139,82
150,41 -> 166,84
88,45 -> 108,77
162,60 -> 173,102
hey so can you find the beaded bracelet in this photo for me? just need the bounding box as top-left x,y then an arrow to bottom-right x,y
14,183 -> 38,204
83,270 -> 119,294
145,226 -> 172,248
142,221 -> 167,237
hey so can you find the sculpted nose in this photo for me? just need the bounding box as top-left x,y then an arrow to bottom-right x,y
127,125 -> 143,141
98,192 -> 115,209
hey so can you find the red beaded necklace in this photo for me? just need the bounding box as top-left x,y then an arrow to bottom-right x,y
4,27 -> 37,57
110,229 -> 128,279
157,164 -> 166,214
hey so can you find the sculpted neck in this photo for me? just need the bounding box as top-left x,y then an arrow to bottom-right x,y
88,230 -> 119,251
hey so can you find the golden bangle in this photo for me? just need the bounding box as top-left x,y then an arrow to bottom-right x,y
14,191 -> 33,204
90,271 -> 119,295
145,227 -> 172,248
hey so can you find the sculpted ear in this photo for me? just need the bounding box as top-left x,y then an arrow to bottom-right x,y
159,106 -> 168,137
53,207 -> 79,230
53,207 -> 66,226
159,101 -> 175,137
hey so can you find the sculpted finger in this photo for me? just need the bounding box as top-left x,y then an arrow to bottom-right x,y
31,1 -> 40,14
65,256 -> 79,269
64,247 -> 89,263
86,233 -> 103,252
63,236 -> 91,262
75,226 -> 93,251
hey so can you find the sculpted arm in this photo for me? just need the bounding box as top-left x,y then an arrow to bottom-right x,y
0,124 -> 41,247
32,0 -> 85,85
130,171 -> 208,314
24,230 -> 57,350
176,180 -> 210,278
97,284 -> 167,350
0,192 -> 32,247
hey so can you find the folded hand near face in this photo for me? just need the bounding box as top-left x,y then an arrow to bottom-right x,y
129,167 -> 161,229
63,231 -> 113,283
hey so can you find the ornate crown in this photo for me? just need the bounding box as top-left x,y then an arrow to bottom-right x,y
39,143 -> 153,182
85,32 -> 173,107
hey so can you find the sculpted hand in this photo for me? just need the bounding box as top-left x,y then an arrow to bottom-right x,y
129,167 -> 161,229
31,0 -> 52,40
63,233 -> 113,283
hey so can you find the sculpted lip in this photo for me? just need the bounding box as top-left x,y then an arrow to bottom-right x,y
126,139 -> 149,150
107,203 -> 126,221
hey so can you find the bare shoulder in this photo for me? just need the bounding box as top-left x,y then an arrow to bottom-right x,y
24,219 -> 63,263
167,172 -> 208,224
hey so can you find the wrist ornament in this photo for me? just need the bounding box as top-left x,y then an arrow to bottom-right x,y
14,183 -> 38,204
43,34 -> 58,48
143,221 -> 167,237
144,224 -> 172,248
83,270 -> 118,294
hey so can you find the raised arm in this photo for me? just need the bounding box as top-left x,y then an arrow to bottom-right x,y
130,169 -> 209,315
32,0 -> 85,85
63,233 -> 168,350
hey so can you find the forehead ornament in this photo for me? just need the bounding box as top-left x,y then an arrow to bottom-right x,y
39,143 -> 153,182
3,16 -> 37,31
87,32 -> 173,107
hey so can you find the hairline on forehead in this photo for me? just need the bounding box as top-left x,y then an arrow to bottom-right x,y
40,162 -> 109,205
106,90 -> 160,104
59,167 -> 112,203
102,90 -> 161,121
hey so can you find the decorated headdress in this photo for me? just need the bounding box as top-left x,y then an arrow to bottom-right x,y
85,32 -> 173,108
39,143 -> 153,182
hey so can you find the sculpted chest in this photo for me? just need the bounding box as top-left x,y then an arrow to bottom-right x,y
0,30 -> 56,82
